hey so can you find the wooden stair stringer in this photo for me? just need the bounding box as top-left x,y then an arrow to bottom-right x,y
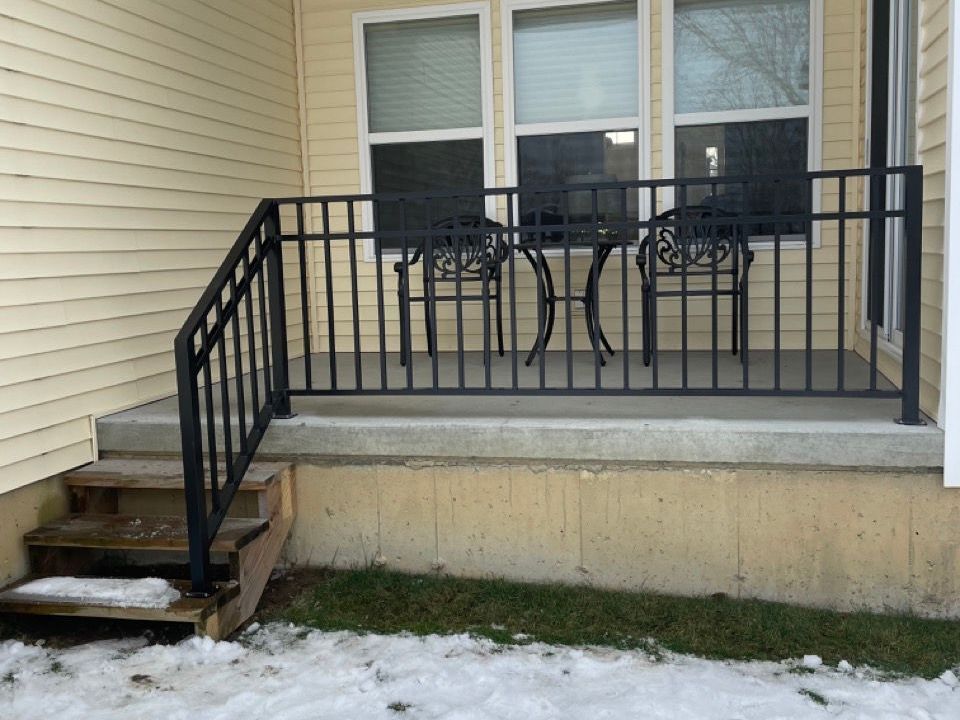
208,468 -> 296,637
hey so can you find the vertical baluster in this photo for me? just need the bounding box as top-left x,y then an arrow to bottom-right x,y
347,201 -> 362,390
480,195 -> 492,389
679,185 -> 688,390
508,194 -> 519,390
296,203 -> 312,390
255,231 -> 272,402
649,186 -> 659,390
774,180 -> 782,391
229,274 -> 247,454
590,189 -> 601,389
425,198 -> 439,390
373,199 -> 388,389
242,250 -> 260,414
450,207 -> 464,388
200,323 -> 219,513
739,180 -> 749,390
837,177 -> 846,391
214,296 -> 234,486
536,199 -> 546,389
620,187 -> 630,390
710,182 -> 718,390
400,199 -> 414,388
805,177 -> 813,391
563,191 -> 573,389
322,202 -> 337,390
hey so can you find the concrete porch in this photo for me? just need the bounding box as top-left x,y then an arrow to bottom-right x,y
97,351 -> 943,470
90,351 -> 957,619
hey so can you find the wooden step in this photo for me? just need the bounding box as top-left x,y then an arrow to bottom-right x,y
0,576 -> 240,630
64,458 -> 289,492
24,514 -> 268,553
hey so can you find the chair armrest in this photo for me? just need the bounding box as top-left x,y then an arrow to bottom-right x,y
392,244 -> 424,273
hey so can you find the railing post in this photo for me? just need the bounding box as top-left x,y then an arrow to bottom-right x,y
898,166 -> 924,425
175,332 -> 212,596
265,202 -> 293,418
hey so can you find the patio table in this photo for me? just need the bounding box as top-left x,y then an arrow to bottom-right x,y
520,230 -> 628,366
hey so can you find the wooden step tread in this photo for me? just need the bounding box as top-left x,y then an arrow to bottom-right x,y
0,576 -> 239,624
64,458 -> 290,492
24,514 -> 268,553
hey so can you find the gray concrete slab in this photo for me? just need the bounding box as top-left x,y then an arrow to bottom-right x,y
97,351 -> 943,470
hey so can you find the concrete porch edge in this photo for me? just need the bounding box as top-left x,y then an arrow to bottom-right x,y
96,395 -> 944,471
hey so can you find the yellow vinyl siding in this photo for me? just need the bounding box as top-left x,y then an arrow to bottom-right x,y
916,0 -> 948,418
301,0 -> 866,360
0,0 -> 304,494
853,0 -> 948,418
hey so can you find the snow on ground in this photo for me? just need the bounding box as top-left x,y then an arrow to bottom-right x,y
2,577 -> 180,609
1,624 -> 958,719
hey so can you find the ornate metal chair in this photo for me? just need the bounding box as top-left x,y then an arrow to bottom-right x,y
637,206 -> 754,366
393,216 -> 508,364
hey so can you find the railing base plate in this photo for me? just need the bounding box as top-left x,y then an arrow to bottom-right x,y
895,417 -> 927,426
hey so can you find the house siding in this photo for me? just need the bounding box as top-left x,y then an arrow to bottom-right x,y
853,0 -> 948,419
917,0 -> 948,419
299,0 -> 869,368
0,0 -> 304,494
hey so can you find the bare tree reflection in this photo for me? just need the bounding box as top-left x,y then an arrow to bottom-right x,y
675,0 -> 809,113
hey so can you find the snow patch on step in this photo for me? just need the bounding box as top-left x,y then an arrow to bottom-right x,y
4,577 -> 180,609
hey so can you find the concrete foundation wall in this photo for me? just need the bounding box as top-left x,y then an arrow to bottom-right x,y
282,460 -> 960,618
0,476 -> 68,586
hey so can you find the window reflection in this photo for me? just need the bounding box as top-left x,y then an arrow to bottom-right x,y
676,119 -> 809,236
517,130 -> 639,240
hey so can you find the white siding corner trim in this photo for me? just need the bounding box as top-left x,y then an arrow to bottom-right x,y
942,0 -> 960,487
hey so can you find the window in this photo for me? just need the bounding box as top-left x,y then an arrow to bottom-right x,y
505,1 -> 645,227
355,7 -> 493,255
666,0 -> 818,240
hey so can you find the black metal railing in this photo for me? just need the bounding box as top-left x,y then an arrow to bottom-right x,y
175,166 -> 923,594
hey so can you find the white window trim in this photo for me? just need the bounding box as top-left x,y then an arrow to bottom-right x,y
353,2 -> 496,262
661,0 -> 824,252
501,0 -> 652,257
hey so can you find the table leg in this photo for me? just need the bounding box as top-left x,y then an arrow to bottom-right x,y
521,247 -> 556,366
584,246 -> 616,362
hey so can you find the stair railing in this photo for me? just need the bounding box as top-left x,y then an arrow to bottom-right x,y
175,199 -> 291,595
176,166 -> 924,596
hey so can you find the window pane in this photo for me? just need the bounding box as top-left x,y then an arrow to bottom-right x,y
517,130 -> 639,229
365,16 -> 482,133
514,2 -> 638,124
372,140 -> 484,250
675,0 -> 809,114
675,119 -> 808,234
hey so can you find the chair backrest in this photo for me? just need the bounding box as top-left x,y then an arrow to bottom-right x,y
641,206 -> 737,273
430,216 -> 507,279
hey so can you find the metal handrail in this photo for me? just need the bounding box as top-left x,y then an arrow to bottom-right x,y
175,166 -> 923,595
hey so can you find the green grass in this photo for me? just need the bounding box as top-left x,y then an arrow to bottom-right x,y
269,568 -> 960,679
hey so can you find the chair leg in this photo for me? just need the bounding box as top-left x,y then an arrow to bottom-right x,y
739,282 -> 749,367
423,301 -> 433,358
642,286 -> 652,367
397,275 -> 407,367
495,280 -> 505,357
730,292 -> 740,355
423,277 -> 433,358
